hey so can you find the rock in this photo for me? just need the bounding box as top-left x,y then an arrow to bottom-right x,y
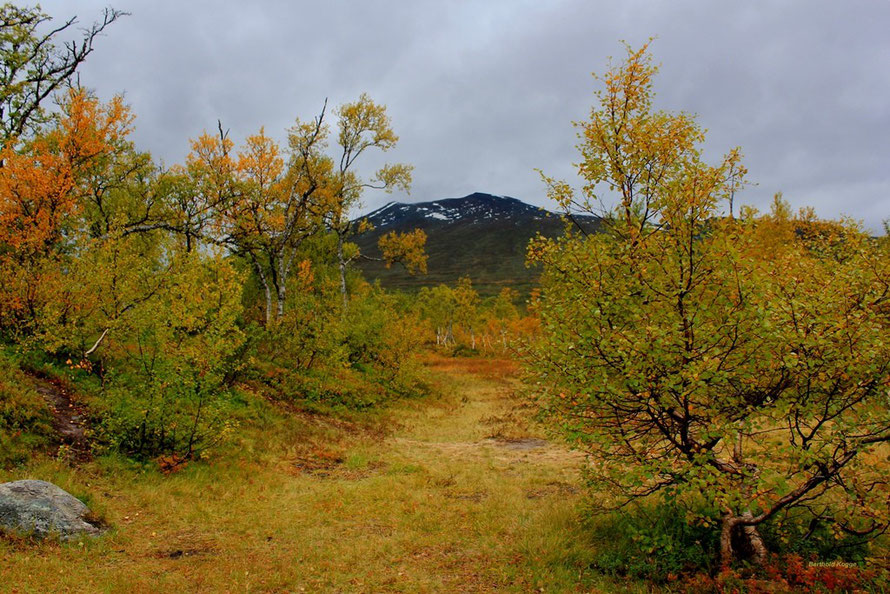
0,480 -> 101,539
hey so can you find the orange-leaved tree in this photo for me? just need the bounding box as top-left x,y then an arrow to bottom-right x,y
0,89 -> 133,338
184,120 -> 330,325
180,96 -> 421,323
377,228 -> 428,275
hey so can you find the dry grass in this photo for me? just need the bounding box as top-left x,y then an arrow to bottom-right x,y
0,355 -> 643,593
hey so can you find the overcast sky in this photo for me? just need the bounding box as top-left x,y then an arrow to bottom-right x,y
39,0 -> 890,231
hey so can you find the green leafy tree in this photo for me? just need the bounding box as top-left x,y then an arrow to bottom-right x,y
528,44 -> 890,566
417,285 -> 457,346
454,276 -> 480,349
488,287 -> 520,350
327,94 -> 412,309
0,3 -> 124,143
183,123 -> 328,326
172,96 -> 417,323
98,251 -> 245,461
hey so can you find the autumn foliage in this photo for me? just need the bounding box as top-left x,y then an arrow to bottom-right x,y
0,91 -> 133,336
529,43 -> 890,567
1,9 -> 888,588
0,80 -> 429,463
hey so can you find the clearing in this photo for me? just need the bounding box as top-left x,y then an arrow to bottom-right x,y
0,356 -> 632,592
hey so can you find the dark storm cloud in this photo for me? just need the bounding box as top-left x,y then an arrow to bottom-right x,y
38,0 -> 890,230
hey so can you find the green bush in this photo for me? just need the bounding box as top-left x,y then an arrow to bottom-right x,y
88,253 -> 245,463
256,361 -> 410,412
585,501 -> 720,581
93,370 -> 236,462
758,508 -> 874,564
0,352 -> 53,466
340,287 -> 427,394
252,279 -> 428,410
585,499 -> 881,583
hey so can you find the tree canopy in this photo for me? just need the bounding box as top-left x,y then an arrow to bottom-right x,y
528,43 -> 890,566
0,3 -> 125,144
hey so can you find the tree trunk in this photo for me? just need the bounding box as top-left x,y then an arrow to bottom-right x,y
720,513 -> 767,567
262,282 -> 273,326
276,283 -> 286,320
741,511 -> 767,565
276,250 -> 295,322
337,232 -> 348,311
253,260 -> 273,326
721,430 -> 767,566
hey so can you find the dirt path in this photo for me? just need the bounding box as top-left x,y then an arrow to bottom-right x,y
387,356 -> 583,474
27,371 -> 91,458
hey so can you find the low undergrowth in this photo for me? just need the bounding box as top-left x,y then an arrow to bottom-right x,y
581,497 -> 888,590
0,350 -> 53,466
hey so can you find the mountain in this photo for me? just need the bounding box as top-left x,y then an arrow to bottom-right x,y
352,192 -> 601,296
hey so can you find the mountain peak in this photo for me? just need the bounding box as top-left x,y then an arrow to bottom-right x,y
362,192 -> 546,229
353,192 -> 601,296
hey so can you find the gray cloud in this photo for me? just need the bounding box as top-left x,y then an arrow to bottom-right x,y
39,0 -> 890,231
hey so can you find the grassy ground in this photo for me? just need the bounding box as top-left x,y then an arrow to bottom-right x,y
0,355 -> 640,593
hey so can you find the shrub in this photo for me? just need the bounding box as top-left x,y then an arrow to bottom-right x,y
91,253 -> 245,463
529,43 -> 890,567
682,555 -> 880,592
340,286 -> 427,394
93,369 -> 237,463
0,353 -> 52,466
586,501 -> 720,582
757,508 -> 873,564
586,499 -> 885,587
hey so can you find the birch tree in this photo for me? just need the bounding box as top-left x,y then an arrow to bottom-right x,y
528,44 -> 890,566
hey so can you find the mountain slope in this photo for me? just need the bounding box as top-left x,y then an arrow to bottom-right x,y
353,192 -> 600,295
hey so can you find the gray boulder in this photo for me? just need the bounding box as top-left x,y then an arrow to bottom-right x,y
0,480 -> 101,539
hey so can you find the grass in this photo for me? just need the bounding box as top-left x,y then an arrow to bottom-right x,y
0,354 -> 644,592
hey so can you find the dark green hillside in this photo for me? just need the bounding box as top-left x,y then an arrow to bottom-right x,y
353,193 -> 600,296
